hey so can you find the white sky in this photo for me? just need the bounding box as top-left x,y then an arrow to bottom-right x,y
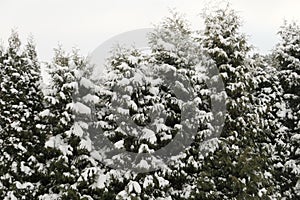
1,0 -> 300,61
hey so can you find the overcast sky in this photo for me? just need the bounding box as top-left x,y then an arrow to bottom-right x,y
1,0 -> 300,61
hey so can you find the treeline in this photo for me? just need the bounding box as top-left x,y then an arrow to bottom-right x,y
0,7 -> 299,200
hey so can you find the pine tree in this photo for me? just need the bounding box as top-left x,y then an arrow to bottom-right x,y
0,32 -> 46,199
273,21 -> 300,198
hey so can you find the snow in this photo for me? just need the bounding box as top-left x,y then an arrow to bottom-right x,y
292,165 -> 300,175
156,38 -> 176,51
118,78 -> 130,86
45,135 -> 59,148
38,194 -> 60,200
79,77 -> 91,88
69,102 -> 91,115
258,188 -> 267,197
128,100 -> 138,111
275,102 -> 290,118
132,71 -> 145,85
117,63 -> 130,71
149,86 -> 159,95
96,174 -> 107,189
10,88 -> 18,94
44,96 -> 57,105
15,142 -> 27,152
291,134 -> 300,141
182,185 -> 193,199
15,181 -> 34,190
199,138 -> 220,155
285,160 -> 300,175
296,180 -> 300,193
128,181 -> 141,194
90,150 -> 102,161
80,137 -> 92,151
264,171 -> 272,179
155,174 -> 169,188
36,124 -> 46,129
45,135 -> 73,156
59,91 -> 66,100
20,161 -> 32,175
10,121 -> 22,132
114,140 -> 124,149
78,167 -> 97,182
157,197 -> 172,200
82,94 -> 99,104
140,128 -> 157,144
65,82 -> 78,92
4,191 -> 18,200
143,176 -> 154,189
11,72 -> 20,77
128,55 -> 138,64
11,162 -> 17,173
81,195 -> 94,200
138,144 -> 154,153
155,122 -> 169,132
160,132 -> 172,141
136,159 -> 151,169
116,190 -> 129,200
72,122 -> 84,137
117,107 -> 129,115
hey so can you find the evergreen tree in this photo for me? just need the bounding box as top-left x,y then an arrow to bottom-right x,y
251,54 -> 288,199
0,32 -> 46,199
193,7 -> 274,199
95,45 -> 177,199
1,8 -> 300,199
39,48 -> 105,199
147,12 -> 221,199
273,21 -> 300,198
95,12 -> 215,199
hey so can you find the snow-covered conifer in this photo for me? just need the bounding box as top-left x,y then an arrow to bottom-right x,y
0,32 -> 46,199
273,21 -> 300,198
